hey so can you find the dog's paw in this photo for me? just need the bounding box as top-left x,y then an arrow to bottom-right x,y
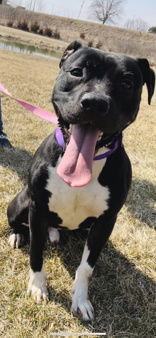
71,288 -> 94,321
48,227 -> 60,245
71,296 -> 94,321
27,283 -> 48,303
8,233 -> 24,248
27,269 -> 49,303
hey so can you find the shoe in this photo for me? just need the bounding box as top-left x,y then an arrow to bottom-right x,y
0,132 -> 14,149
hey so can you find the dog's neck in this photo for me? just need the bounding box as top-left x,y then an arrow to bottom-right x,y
55,127 -> 122,160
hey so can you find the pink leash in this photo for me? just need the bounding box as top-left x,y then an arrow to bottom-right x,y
0,82 -> 122,162
0,82 -> 58,124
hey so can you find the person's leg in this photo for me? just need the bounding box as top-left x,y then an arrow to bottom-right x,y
0,97 -> 13,149
0,97 -> 4,132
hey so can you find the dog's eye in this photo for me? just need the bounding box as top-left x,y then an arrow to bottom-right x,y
121,79 -> 134,90
70,68 -> 83,77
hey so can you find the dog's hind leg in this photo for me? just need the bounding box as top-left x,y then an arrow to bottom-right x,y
27,199 -> 48,302
71,214 -> 117,321
7,185 -> 30,248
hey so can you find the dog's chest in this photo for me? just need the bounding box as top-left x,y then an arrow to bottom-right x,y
46,154 -> 110,230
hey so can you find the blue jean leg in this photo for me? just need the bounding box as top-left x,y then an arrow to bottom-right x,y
0,97 -> 4,133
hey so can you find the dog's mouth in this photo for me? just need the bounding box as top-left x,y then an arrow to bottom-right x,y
57,124 -> 101,187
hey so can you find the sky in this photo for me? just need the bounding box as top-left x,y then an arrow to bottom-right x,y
7,0 -> 156,28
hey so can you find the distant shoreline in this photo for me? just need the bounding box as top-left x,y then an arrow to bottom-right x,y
0,25 -> 67,56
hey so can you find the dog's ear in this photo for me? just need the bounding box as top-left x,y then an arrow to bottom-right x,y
137,58 -> 155,105
59,41 -> 82,68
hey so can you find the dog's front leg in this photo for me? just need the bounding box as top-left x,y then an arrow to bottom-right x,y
27,200 -> 48,303
71,214 -> 117,321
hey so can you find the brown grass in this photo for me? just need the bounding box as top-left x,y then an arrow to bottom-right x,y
0,45 -> 156,337
0,5 -> 156,64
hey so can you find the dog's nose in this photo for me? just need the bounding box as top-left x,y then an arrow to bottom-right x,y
81,93 -> 109,113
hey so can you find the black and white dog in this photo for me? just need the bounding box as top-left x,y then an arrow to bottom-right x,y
7,41 -> 155,321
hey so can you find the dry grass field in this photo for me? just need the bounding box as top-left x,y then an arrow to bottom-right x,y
0,35 -> 156,337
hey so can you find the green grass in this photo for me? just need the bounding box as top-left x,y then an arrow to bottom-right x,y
0,49 -> 155,337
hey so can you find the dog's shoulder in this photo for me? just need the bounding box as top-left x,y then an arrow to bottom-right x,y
28,131 -> 62,191
99,145 -> 132,213
33,131 -> 62,167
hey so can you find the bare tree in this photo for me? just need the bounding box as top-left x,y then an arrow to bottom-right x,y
35,0 -> 45,13
31,0 -> 37,11
77,0 -> 86,19
26,0 -> 33,10
124,18 -> 148,32
89,0 -> 125,24
27,0 -> 37,11
35,0 -> 52,14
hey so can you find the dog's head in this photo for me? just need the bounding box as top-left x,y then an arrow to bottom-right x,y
52,41 -> 155,187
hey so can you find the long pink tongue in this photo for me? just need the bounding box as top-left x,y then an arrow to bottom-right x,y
57,125 -> 100,187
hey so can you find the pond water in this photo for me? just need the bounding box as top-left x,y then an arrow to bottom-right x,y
0,39 -> 59,60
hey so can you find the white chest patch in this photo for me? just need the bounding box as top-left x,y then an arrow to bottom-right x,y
46,148 -> 110,230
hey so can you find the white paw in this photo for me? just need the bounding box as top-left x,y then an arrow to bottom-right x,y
27,269 -> 48,303
71,258 -> 94,321
48,227 -> 60,245
71,293 -> 94,321
27,284 -> 48,303
8,233 -> 24,248
71,282 -> 94,321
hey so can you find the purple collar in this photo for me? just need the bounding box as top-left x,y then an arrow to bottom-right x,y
55,127 -> 122,160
